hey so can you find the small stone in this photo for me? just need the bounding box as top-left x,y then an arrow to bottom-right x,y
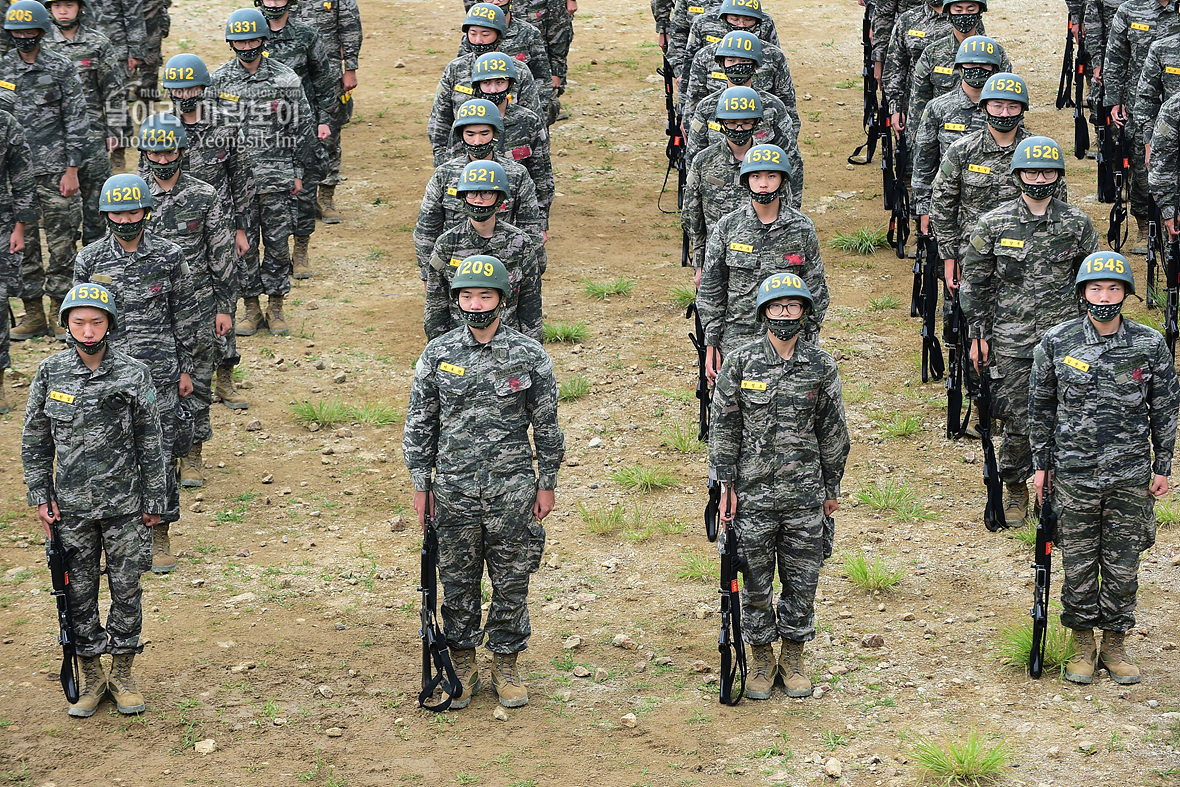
824,757 -> 842,778
245,419 -> 262,431
829,665 -> 849,675
594,667 -> 609,683
389,516 -> 405,532
702,674 -> 718,685
317,684 -> 334,698
563,635 -> 582,650
573,665 -> 591,678
924,626 -> 937,637
812,686 -> 825,700
1047,746 -> 1062,759
654,656 -> 673,666
236,549 -> 250,558
1078,740 -> 1095,754
493,707 -> 509,721
224,592 -> 256,607
690,660 -> 710,673
612,634 -> 639,650
190,578 -> 205,587
861,633 -> 885,649
557,690 -> 572,702
262,474 -> 274,484
230,661 -> 256,673
325,727 -> 343,738
273,717 -> 286,726
189,502 -> 203,513
333,372 -> 347,384
334,623 -> 345,631
193,739 -> 216,755
620,713 -> 638,728
394,60 -> 405,68
632,661 -> 646,673
588,437 -> 603,448
902,612 -> 915,621
838,611 -> 853,619
1162,643 -> 1177,652
314,359 -> 326,370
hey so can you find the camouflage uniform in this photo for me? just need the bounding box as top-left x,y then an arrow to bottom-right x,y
871,0 -> 926,64
74,231 -> 200,525
23,347 -> 167,656
652,0 -> 672,37
1084,0 -> 1131,79
697,201 -> 829,352
959,197 -> 1098,484
677,11 -> 779,83
403,324 -> 565,654
1029,315 -> 1179,631
910,85 -> 986,217
667,0 -> 721,77
1148,91 -> 1180,215
1099,0 -> 1180,220
680,41 -> 798,130
0,110 -> 38,371
428,53 -> 543,156
44,24 -> 122,246
684,86 -> 802,178
262,20 -> 336,238
146,171 -> 236,446
709,335 -> 849,643
457,15 -> 554,117
294,0 -> 362,187
1133,32 -> 1180,143
511,0 -> 570,93
882,5 -> 960,117
210,56 -> 316,298
415,151 -> 545,277
137,0 -> 169,98
425,221 -> 544,341
0,47 -> 88,301
909,34 -> 1011,144
86,0 -> 145,151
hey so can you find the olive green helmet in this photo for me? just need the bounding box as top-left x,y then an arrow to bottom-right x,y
162,53 -> 212,88
4,0 -> 52,32
453,98 -> 505,135
450,255 -> 511,301
978,72 -> 1029,109
59,283 -> 118,330
99,174 -> 153,211
955,35 -> 1003,68
139,113 -> 187,151
1076,252 -> 1135,295
755,272 -> 813,321
718,0 -> 764,22
715,30 -> 763,66
739,143 -> 792,185
463,3 -> 507,37
715,85 -> 763,120
1010,136 -> 1065,173
225,8 -> 266,40
457,160 -> 510,198
472,51 -> 517,83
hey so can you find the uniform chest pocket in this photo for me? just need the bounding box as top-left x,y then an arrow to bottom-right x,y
98,390 -> 134,435
436,364 -> 470,406
962,168 -> 996,192
494,368 -> 532,429
1058,367 -> 1093,407
142,274 -> 173,301
995,243 -> 1027,281
43,397 -> 76,438
494,369 -> 533,398
1101,359 -> 1150,408
739,382 -> 773,409
35,86 -> 62,107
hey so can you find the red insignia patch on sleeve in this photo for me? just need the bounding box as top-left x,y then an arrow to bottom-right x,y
784,253 -> 803,266
1133,368 -> 1143,382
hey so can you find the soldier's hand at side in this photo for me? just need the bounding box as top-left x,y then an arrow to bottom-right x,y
1092,65 -> 1102,85
178,373 -> 193,398
292,178 -> 303,195
694,266 -> 702,287
1034,469 -> 1051,505
38,501 -> 61,535
891,112 -> 904,133
342,69 -> 358,91
658,32 -> 668,51
542,230 -> 548,244
970,338 -> 989,373
534,489 -> 555,520
823,499 -> 839,517
1167,217 -> 1177,239
1111,104 -> 1126,126
1146,142 -> 1152,169
60,168 -> 80,198
873,60 -> 883,83
413,490 -> 435,530
128,57 -> 140,73
317,124 -> 331,141
106,137 -> 119,153
944,258 -> 958,292
705,345 -> 721,384
10,222 -> 24,254
552,75 -> 561,90
143,513 -> 161,527
215,314 -> 232,337
919,214 -> 930,235
1151,474 -> 1169,498
235,229 -> 250,257
719,483 -> 738,523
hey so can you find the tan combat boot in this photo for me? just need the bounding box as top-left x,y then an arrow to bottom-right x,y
292,235 -> 312,279
10,298 -> 48,341
490,652 -> 528,708
0,369 -> 8,415
236,296 -> 264,336
448,648 -> 482,709
266,294 -> 289,336
179,442 -> 204,488
215,365 -> 249,409
151,523 -> 177,574
67,655 -> 108,717
746,642 -> 777,699
317,184 -> 342,224
1004,482 -> 1029,528
1099,630 -> 1141,684
778,638 -> 813,698
1064,628 -> 1097,684
47,297 -> 66,340
1133,216 -> 1150,254
108,653 -> 145,714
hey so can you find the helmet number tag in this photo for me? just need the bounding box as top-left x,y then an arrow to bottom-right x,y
6,7 -> 34,22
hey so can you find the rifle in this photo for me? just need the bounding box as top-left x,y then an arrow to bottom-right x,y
1108,125 -> 1130,251
686,303 -> 710,441
1029,482 -> 1055,679
888,128 -> 911,259
1096,105 -> 1116,203
657,54 -> 688,270
915,233 -> 944,382
1055,21 -> 1075,110
717,498 -> 747,706
1167,234 -> 1179,356
1073,33 -> 1090,159
46,515 -> 80,704
848,1 -> 881,165
417,519 -> 459,712
944,285 -> 972,439
1148,198 -> 1161,308
976,347 -> 1005,532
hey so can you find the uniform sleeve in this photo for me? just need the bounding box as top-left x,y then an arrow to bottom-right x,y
768,51 -> 799,131
403,352 -> 441,492
882,24 -> 908,114
415,170 -> 448,275
548,7 -> 572,80
1150,104 -> 1180,219
511,168 -> 547,236
307,32 -> 338,124
680,51 -> 708,123
707,352 -> 740,483
20,363 -> 54,507
1083,0 -> 1105,72
815,360 -> 850,500
667,0 -> 694,76
1027,337 -> 1059,471
762,17 -> 780,49
516,68 -> 543,120
871,0 -> 899,63
930,148 -> 964,259
424,240 -> 454,337
1148,335 -> 1180,476
1136,49 -> 1165,144
782,118 -> 805,209
801,220 -> 828,340
518,241 -> 544,342
6,118 -> 39,224
61,60 -> 90,169
427,66 -> 459,165
1102,11 -> 1131,107
959,216 -> 997,340
204,193 -> 237,316
652,0 -> 672,34
225,132 -> 256,232
685,106 -> 710,166
293,83 -> 318,180
527,348 -> 564,489
521,120 -> 555,215
168,247 -> 200,376
525,27 -> 554,114
908,47 -> 936,121
682,160 -> 707,270
339,0 -> 364,71
73,247 -> 93,285
132,371 -> 167,514
910,104 -> 940,215
97,39 -> 128,141
696,219 -> 730,347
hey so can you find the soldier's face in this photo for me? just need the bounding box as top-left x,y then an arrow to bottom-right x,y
1019,169 -> 1058,185
723,13 -> 758,29
463,126 -> 496,145
109,209 -> 146,224
261,0 -> 289,8
68,307 -> 109,344
145,150 -> 181,164
723,56 -> 755,69
49,1 -> 80,24
748,171 -> 783,193
458,288 -> 502,311
467,27 -> 499,46
232,38 -> 265,52
476,77 -> 511,93
1084,282 -> 1126,305
947,2 -> 980,12
984,99 -> 1023,116
465,190 -> 500,206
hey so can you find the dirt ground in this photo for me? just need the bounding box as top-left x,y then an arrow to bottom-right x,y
2,0 -> 1180,784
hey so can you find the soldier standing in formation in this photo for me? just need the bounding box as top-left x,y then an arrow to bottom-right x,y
0,103 -> 37,414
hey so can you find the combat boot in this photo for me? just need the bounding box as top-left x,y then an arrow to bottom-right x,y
317,184 -> 342,224
108,653 -> 145,714
10,298 -> 48,341
447,647 -> 482,709
266,294 -> 289,336
47,297 -> 66,340
1004,482 -> 1029,528
179,442 -> 204,488
151,523 -> 177,574
490,652 -> 528,707
215,365 -> 249,409
778,638 -> 812,698
292,235 -> 312,279
67,655 -> 108,717
1099,630 -> 1141,684
1133,216 -> 1150,255
1064,628 -> 1097,684
236,296 -> 265,336
0,369 -> 8,415
746,643 -> 777,699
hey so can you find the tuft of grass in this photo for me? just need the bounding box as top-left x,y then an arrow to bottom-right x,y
660,422 -> 704,453
1156,498 -> 1180,528
559,375 -> 592,402
543,320 -> 590,344
669,283 -> 696,310
993,613 -> 1076,673
1005,518 -> 1037,546
609,464 -> 679,493
909,729 -> 1012,786
874,412 -> 924,438
856,480 -> 935,522
676,550 -> 718,583
829,226 -> 887,255
292,398 -> 350,427
347,402 -> 401,426
578,503 -> 625,535
658,388 -> 694,403
584,277 -> 635,300
845,382 -> 871,403
841,552 -> 904,593
869,295 -> 901,311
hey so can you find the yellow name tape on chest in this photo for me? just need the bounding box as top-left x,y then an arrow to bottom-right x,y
710,71 -> 727,80
91,273 -> 113,284
741,380 -> 767,391
708,120 -> 721,131
933,66 -> 954,75
999,238 -> 1024,248
455,84 -> 474,95
705,35 -> 721,43
219,92 -> 239,102
1168,66 -> 1180,75
439,362 -> 465,376
49,390 -> 75,404
0,80 -> 14,91
944,122 -> 965,131
446,187 -> 458,196
1063,355 -> 1090,373
449,257 -> 463,267
730,242 -> 754,253
907,29 -> 926,37
967,164 -> 991,174
688,5 -> 704,12
1131,22 -> 1151,31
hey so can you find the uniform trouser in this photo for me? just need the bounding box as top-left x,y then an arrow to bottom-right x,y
1055,474 -> 1155,633
735,506 -> 824,644
218,310 -> 239,367
20,174 -> 82,301
150,381 -> 181,524
322,90 -> 349,187
79,147 -> 114,246
138,0 -> 169,98
1126,114 -> 1149,221
241,191 -> 293,297
294,157 -> 324,237
991,354 -> 1033,484
55,511 -> 149,656
434,475 -> 546,654
0,207 -> 17,370
190,290 -> 217,445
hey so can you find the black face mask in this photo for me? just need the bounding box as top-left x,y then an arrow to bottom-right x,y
464,139 -> 497,159
723,17 -> 756,32
51,15 -> 80,29
986,111 -> 1022,132
721,122 -> 758,146
766,316 -> 804,341
459,305 -> 499,328
1086,300 -> 1123,321
108,215 -> 147,241
960,66 -> 991,88
258,2 -> 288,19
750,185 -> 782,204
949,11 -> 981,33
473,84 -> 509,104
463,198 -> 501,221
233,43 -> 264,63
469,38 -> 498,55
148,158 -> 183,180
1019,179 -> 1056,200
723,61 -> 756,85
10,33 -> 40,52
171,92 -> 201,113
71,332 -> 109,355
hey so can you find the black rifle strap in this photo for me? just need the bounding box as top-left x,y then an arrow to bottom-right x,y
418,637 -> 459,712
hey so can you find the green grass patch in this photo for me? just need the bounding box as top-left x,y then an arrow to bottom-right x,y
559,374 -> 592,402
584,277 -> 635,300
873,412 -> 924,438
609,464 -> 679,493
993,613 -> 1076,674
1005,518 -> 1037,546
543,320 -> 590,343
676,550 -> 718,583
829,226 -> 887,255
669,283 -> 696,310
658,388 -> 694,402
291,398 -> 350,428
869,295 -> 901,311
856,480 -> 935,522
841,552 -> 904,593
348,401 -> 401,426
578,502 -> 626,535
659,422 -> 704,453
1156,498 -> 1180,528
908,729 -> 1012,786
